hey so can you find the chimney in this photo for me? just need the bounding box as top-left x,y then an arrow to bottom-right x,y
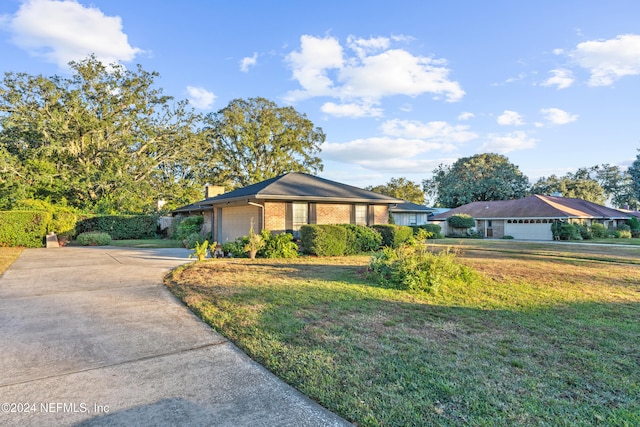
205,185 -> 225,199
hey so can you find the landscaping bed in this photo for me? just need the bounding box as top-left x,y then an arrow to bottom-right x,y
165,243 -> 640,426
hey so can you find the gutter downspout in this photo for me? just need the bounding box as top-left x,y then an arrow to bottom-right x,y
247,201 -> 265,231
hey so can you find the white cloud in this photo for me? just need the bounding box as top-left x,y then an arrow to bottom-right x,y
3,0 -> 142,68
321,102 -> 383,118
568,34 -> 640,86
497,110 -> 525,126
381,119 -> 477,143
539,107 -> 578,125
186,86 -> 216,109
285,34 -> 464,112
478,131 -> 537,154
240,52 -> 258,72
541,68 -> 574,89
458,112 -> 475,121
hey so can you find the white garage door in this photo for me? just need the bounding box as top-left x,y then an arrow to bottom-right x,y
220,206 -> 261,243
504,222 -> 553,241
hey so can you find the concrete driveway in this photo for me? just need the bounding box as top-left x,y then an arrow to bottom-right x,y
0,247 -> 349,426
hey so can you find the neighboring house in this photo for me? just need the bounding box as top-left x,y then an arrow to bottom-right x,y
389,202 -> 434,226
173,172 -> 404,243
430,194 -> 630,241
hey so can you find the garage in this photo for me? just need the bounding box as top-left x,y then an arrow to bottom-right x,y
219,205 -> 261,243
504,220 -> 553,241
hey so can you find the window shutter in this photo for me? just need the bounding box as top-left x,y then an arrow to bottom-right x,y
285,202 -> 293,234
368,205 -> 375,225
308,203 -> 317,224
350,205 -> 356,224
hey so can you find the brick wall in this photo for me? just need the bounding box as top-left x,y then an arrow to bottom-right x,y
264,202 -> 286,233
373,205 -> 389,224
316,203 -> 352,224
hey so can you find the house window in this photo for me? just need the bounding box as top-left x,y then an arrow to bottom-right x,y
488,220 -> 492,227
409,213 -> 417,226
292,202 -> 308,231
354,204 -> 367,225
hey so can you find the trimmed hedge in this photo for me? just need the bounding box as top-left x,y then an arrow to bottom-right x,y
411,224 -> 443,239
0,210 -> 52,247
447,214 -> 475,229
76,231 -> 112,246
13,199 -> 78,240
300,224 -> 347,256
371,224 -> 413,248
76,215 -> 157,240
338,224 -> 383,254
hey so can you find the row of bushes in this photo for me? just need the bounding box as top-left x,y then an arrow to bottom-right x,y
0,199 -> 159,247
552,222 -> 637,240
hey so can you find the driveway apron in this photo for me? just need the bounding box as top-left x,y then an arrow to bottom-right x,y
0,247 -> 349,426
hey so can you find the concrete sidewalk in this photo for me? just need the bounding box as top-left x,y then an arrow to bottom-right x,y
0,247 -> 350,426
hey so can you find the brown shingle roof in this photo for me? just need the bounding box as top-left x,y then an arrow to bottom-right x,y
431,195 -> 629,220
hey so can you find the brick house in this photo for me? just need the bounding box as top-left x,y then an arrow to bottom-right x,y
173,172 -> 403,243
430,194 -> 631,240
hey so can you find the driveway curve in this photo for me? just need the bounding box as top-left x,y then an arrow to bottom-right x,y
0,247 -> 349,426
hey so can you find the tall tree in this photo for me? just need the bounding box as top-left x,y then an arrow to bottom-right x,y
531,170 -> 606,205
591,163 -> 636,208
366,177 -> 425,204
628,150 -> 640,209
423,153 -> 529,208
0,56 -> 203,212
202,97 -> 324,188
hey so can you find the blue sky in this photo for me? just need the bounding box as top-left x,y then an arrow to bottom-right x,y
1,0 -> 640,191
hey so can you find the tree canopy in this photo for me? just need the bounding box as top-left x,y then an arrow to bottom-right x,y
627,150 -> 640,209
0,56 -> 204,212
423,153 -> 529,208
366,177 -> 425,205
201,97 -> 324,189
531,170 -> 606,205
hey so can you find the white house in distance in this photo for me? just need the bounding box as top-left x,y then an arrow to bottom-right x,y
389,202 -> 435,226
430,194 -> 631,241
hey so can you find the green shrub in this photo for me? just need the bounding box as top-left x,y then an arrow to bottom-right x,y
338,224 -> 383,254
633,230 -> 640,238
501,235 -> 514,239
259,230 -> 299,258
371,225 -> 413,248
175,216 -> 204,240
0,210 -> 52,247
300,224 -> 347,256
412,224 -> 443,239
591,223 -> 608,238
76,231 -> 112,246
184,232 -> 207,249
575,224 -> 593,240
447,214 -> 475,229
552,222 -> 582,241
13,199 -> 78,241
614,230 -> 632,238
368,245 -> 478,293
221,238 -> 248,258
76,215 -> 157,240
629,216 -> 640,231
618,223 -> 631,232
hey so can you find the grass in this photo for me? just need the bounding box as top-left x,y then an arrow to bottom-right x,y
99,239 -> 183,248
0,247 -> 24,275
165,243 -> 640,426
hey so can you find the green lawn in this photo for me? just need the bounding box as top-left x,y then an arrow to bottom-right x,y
103,239 -> 183,248
166,242 -> 640,426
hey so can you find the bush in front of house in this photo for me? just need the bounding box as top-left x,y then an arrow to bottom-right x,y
300,224 -> 347,256
575,224 -> 593,240
552,222 -> 582,241
184,232 -> 208,249
221,238 -> 248,258
337,224 -> 383,254
259,230 -> 299,258
613,230 -> 632,238
0,210 -> 52,248
447,214 -> 475,229
175,216 -> 204,240
76,231 -> 112,246
368,244 -> 478,293
411,224 -> 443,239
591,223 -> 608,238
76,215 -> 156,240
371,224 -> 413,248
